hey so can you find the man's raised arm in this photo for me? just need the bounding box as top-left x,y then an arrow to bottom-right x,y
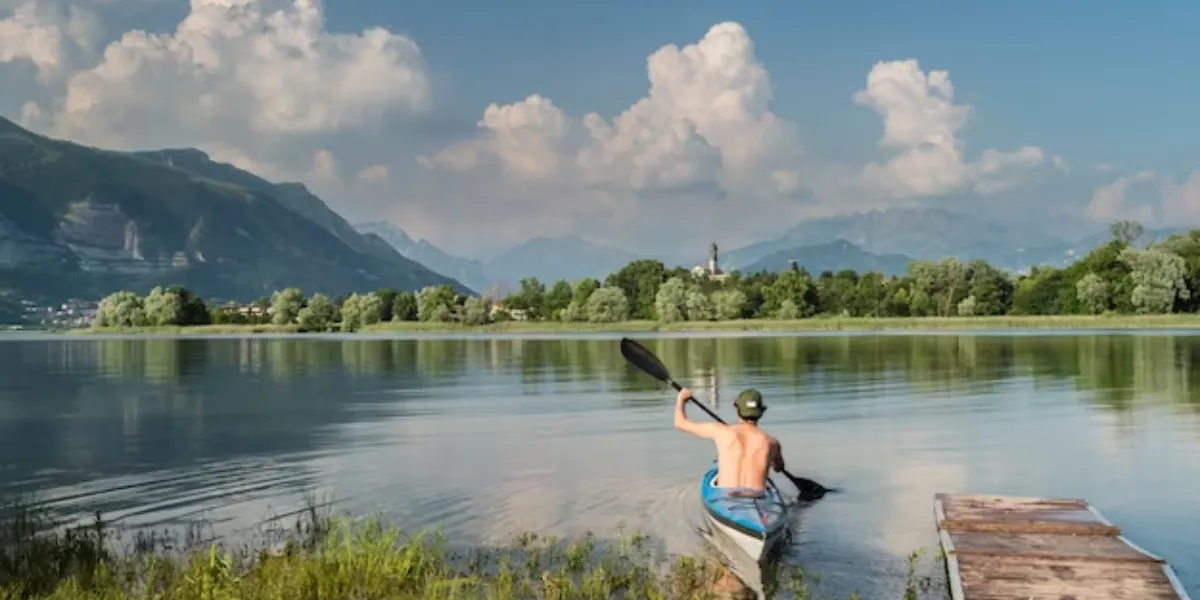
673,387 -> 724,439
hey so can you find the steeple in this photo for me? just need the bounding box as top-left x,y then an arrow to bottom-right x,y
709,241 -> 718,273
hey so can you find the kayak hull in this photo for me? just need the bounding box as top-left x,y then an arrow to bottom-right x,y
699,462 -> 789,563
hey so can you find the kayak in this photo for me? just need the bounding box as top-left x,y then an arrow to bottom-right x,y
699,462 -> 790,563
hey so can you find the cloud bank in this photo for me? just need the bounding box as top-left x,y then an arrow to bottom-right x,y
0,1 -> 1137,257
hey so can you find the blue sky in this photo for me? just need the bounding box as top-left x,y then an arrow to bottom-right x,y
2,0 -> 1198,257
330,0 -> 1199,171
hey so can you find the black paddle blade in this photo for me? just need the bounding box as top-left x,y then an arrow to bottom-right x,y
790,475 -> 839,502
620,338 -> 675,387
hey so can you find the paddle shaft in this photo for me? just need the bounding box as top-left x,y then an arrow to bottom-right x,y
663,377 -> 815,493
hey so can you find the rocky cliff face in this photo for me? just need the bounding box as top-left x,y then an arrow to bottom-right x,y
54,198 -> 176,274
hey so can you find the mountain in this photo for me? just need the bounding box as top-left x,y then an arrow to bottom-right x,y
743,239 -> 914,276
482,235 -> 639,290
0,117 -> 470,303
353,221 -> 489,292
724,207 -> 1135,273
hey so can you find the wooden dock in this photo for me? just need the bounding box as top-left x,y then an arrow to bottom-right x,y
934,493 -> 1192,599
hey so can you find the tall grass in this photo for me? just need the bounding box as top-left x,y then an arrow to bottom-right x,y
1,498 -> 939,599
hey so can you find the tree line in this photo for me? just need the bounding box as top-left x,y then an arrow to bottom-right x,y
92,220 -> 1200,330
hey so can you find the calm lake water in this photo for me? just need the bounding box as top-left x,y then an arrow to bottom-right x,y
1,331 -> 1198,598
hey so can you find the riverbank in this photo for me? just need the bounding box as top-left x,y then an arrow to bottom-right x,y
0,502 -> 930,600
65,313 -> 1200,335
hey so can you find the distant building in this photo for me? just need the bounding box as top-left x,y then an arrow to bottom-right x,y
489,301 -> 528,321
691,241 -> 730,281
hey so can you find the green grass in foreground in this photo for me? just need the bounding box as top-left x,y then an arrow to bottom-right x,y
0,500 -> 941,600
73,313 -> 1200,335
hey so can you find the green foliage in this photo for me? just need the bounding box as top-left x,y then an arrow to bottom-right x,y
1119,246 -> 1190,314
460,296 -> 491,325
339,292 -> 384,332
416,286 -> 455,322
270,288 -> 304,325
392,292 -> 418,322
585,286 -> 630,323
84,220 -> 1200,331
1075,273 -> 1110,315
296,293 -> 333,331
654,277 -> 687,322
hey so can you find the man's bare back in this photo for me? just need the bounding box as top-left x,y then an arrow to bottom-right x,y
673,387 -> 784,491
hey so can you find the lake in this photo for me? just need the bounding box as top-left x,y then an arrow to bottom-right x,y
1,331 -> 1198,598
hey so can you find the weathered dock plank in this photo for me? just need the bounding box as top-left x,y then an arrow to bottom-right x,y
934,493 -> 1192,600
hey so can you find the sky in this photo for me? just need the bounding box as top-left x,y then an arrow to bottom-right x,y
1,0 -> 1199,259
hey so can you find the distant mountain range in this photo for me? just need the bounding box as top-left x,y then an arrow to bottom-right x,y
354,221 -> 490,293
360,206 -> 1194,295
744,239 -> 914,276
725,207 -> 1189,274
354,222 -> 638,293
0,117 -> 470,304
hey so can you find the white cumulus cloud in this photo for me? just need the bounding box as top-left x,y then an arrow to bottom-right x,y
853,59 -> 1048,198
16,0 -> 430,157
423,22 -> 802,199
0,0 -> 99,81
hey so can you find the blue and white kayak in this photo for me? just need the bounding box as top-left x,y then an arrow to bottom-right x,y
699,462 -> 790,562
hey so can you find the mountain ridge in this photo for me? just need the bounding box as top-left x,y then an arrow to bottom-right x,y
0,117 -> 471,303
744,239 -> 914,276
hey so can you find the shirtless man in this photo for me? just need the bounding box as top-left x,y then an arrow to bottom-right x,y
673,386 -> 784,493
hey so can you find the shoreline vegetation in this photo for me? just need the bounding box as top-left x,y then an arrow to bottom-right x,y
0,500 -> 937,600
64,313 -> 1200,336
58,220 -> 1200,336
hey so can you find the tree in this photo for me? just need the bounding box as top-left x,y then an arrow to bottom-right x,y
957,295 -> 977,316
545,280 -> 573,318
340,293 -> 366,332
417,286 -> 455,322
460,296 -> 492,325
297,293 -> 333,331
604,259 -> 666,319
270,288 -> 304,325
392,292 -> 418,321
654,277 -> 687,322
711,289 -> 746,320
143,286 -> 184,326
1110,220 -> 1145,246
572,278 -> 600,306
1075,273 -> 1110,315
763,267 -> 816,317
776,299 -> 800,319
560,301 -> 586,322
586,286 -> 630,323
1119,246 -> 1190,314
94,291 -> 147,328
374,288 -> 398,322
685,289 -> 715,321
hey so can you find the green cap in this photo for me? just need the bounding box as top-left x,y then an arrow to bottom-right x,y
734,388 -> 766,419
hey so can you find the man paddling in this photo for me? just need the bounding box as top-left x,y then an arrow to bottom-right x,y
674,387 -> 784,494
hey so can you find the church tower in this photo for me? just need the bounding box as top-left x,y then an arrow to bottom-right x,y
709,241 -> 718,274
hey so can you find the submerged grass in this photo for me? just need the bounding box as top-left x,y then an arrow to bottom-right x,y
1,499 -> 943,599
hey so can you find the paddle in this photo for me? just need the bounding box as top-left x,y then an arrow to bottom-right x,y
619,337 -> 835,502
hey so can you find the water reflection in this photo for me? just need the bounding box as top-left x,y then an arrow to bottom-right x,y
0,333 -> 1197,598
